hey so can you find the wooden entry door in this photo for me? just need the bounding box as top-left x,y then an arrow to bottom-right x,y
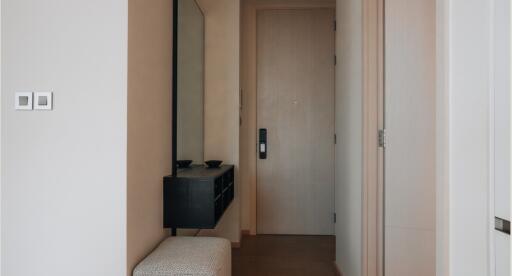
256,8 -> 335,235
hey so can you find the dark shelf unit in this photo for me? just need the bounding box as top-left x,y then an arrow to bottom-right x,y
163,165 -> 235,234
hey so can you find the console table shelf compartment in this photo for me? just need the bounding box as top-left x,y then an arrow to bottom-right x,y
163,165 -> 235,230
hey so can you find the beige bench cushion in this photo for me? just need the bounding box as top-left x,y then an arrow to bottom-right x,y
133,237 -> 231,276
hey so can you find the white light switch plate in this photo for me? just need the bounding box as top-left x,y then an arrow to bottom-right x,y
15,92 -> 33,110
34,92 -> 53,110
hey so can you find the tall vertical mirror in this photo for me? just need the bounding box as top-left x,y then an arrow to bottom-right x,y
173,0 -> 205,175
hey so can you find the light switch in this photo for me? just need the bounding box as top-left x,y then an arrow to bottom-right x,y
34,92 -> 53,110
20,96 -> 29,105
38,96 -> 47,106
15,92 -> 33,110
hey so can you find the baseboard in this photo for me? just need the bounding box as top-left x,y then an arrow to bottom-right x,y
241,229 -> 251,236
231,241 -> 241,248
334,262 -> 343,276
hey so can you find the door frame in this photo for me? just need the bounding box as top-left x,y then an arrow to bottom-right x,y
361,0 -> 384,275
365,1 -> 449,275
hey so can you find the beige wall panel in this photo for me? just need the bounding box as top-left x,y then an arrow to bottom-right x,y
127,0 -> 172,274
384,0 -> 436,275
196,0 -> 241,243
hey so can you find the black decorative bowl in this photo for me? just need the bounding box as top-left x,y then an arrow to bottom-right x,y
205,160 -> 223,168
176,160 -> 193,168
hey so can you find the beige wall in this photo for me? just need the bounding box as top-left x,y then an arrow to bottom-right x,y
127,0 -> 241,260
240,0 -> 335,234
127,0 -> 172,274
196,0 -> 241,243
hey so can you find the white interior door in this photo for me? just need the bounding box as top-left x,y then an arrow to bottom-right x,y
256,8 -> 335,235
384,0 -> 436,275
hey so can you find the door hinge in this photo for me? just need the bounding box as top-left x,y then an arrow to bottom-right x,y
334,134 -> 337,144
334,55 -> 337,66
333,20 -> 337,31
378,129 -> 386,148
495,217 -> 511,235
333,213 -> 337,223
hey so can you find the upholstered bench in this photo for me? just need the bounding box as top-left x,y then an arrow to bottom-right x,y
133,236 -> 231,276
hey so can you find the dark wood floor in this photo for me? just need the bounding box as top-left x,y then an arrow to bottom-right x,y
232,235 -> 337,276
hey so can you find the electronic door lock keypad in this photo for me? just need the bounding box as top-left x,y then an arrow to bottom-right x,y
259,128 -> 267,159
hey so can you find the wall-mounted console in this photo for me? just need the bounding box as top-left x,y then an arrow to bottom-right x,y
163,165 -> 235,235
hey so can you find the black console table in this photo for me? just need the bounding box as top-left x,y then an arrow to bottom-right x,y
163,165 -> 235,235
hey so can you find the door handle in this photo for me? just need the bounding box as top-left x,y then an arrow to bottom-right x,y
259,128 -> 267,159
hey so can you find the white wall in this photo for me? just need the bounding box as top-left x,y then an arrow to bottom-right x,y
438,0 -> 493,275
0,1 -> 3,273
335,0 -> 363,275
1,0 -> 128,275
493,0 -> 511,275
435,0 -> 450,275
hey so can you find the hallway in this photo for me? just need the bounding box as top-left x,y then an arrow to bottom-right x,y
232,235 -> 337,276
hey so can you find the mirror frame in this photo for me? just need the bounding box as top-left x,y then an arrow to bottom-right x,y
172,0 -> 178,176
172,0 -> 205,176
